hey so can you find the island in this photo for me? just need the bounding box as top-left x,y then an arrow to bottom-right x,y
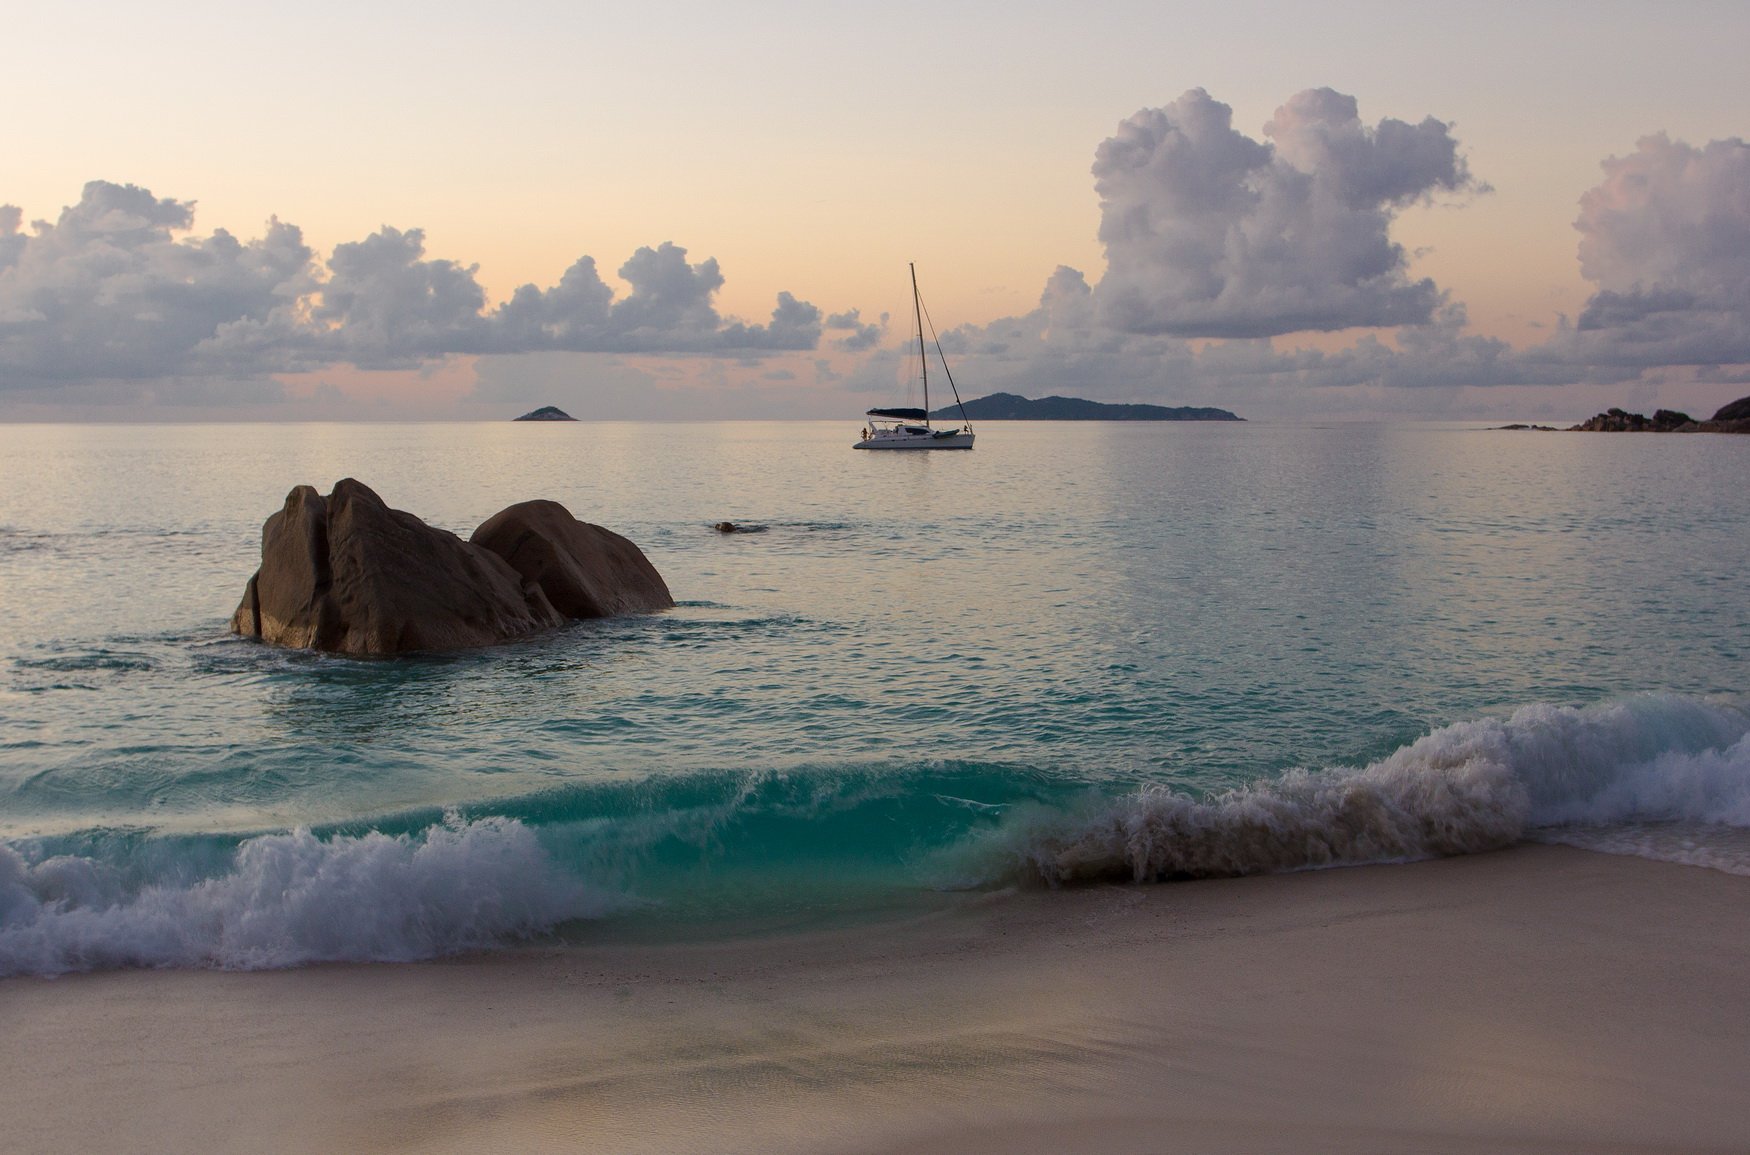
513,406 -> 577,422
930,392 -> 1242,421
1568,395 -> 1750,433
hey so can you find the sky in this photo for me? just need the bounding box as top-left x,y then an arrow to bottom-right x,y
3,0 -> 1749,421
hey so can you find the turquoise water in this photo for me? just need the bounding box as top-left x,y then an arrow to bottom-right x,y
2,421 -> 1746,973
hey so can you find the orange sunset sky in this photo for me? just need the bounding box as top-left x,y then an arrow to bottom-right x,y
4,0 -> 1749,421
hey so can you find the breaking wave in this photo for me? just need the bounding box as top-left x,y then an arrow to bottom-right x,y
3,694 -> 1745,978
0,815 -> 615,978
967,694 -> 1750,885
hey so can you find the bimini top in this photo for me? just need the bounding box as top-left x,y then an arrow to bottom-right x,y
866,407 -> 929,420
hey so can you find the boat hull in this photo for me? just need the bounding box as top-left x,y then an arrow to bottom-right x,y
854,432 -> 974,450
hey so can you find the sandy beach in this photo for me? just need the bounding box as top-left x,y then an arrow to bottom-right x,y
4,844 -> 1746,1154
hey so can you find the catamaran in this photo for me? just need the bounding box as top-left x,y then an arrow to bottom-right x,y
855,264 -> 975,450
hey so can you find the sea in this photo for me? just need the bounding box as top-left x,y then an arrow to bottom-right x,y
1,419 -> 1746,977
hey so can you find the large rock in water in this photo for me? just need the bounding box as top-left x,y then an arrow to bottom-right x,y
471,500 -> 674,618
230,480 -> 670,654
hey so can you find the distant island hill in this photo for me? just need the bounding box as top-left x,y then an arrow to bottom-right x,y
514,397 -> 1241,422
932,393 -> 1242,421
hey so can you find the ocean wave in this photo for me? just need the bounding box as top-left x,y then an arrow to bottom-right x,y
960,694 -> 1750,885
0,815 -> 614,978
4,694 -> 1745,978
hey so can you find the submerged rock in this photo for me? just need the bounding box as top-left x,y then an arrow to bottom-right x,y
231,480 -> 670,655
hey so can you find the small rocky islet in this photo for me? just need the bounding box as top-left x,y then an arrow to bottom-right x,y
1564,395 -> 1750,433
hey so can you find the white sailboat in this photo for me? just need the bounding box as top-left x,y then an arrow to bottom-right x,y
854,264 -> 975,450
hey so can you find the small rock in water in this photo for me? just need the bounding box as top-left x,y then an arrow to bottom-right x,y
714,521 -> 766,534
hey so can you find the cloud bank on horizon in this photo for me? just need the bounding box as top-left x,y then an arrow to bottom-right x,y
3,85 -> 1748,414
0,186 -> 820,387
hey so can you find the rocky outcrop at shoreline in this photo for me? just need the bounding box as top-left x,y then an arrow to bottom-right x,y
230,480 -> 671,655
1568,395 -> 1750,433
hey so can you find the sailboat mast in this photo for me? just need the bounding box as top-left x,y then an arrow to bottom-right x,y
910,262 -> 928,426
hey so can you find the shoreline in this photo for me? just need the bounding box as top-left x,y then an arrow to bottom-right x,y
4,844 -> 1747,1153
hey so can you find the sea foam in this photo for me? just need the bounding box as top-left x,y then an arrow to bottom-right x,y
971,694 -> 1750,885
0,814 -> 612,977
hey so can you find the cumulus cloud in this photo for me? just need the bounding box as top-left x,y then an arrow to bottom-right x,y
607,243 -> 728,343
315,226 -> 489,366
911,93 -> 1749,415
1576,134 -> 1750,300
1543,133 -> 1750,370
1297,129 -> 1750,392
0,205 -> 25,272
1092,88 -> 1476,338
0,181 -> 318,383
0,182 -> 825,391
714,290 -> 823,352
492,242 -> 820,354
492,256 -> 615,350
825,307 -> 885,350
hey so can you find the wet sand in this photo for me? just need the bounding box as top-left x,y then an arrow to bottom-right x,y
4,844 -> 1746,1154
